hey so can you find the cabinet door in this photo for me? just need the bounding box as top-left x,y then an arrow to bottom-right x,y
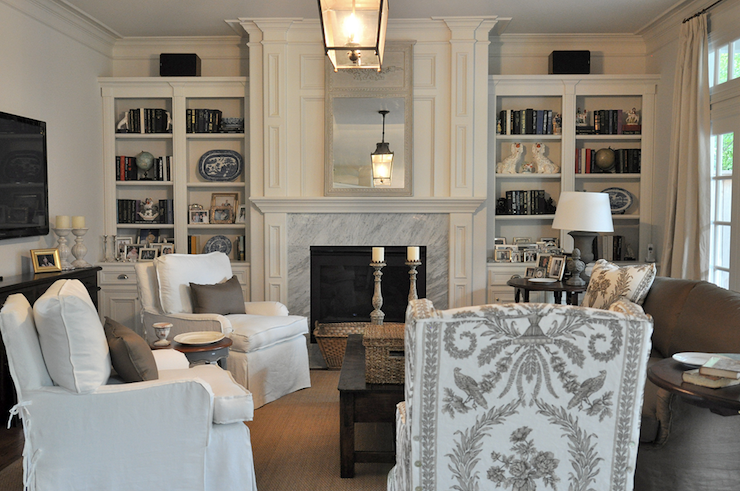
99,289 -> 142,337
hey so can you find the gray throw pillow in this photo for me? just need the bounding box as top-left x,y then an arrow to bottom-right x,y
104,317 -> 158,382
190,275 -> 246,315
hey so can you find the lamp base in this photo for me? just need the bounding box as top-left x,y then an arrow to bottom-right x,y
568,231 -> 598,264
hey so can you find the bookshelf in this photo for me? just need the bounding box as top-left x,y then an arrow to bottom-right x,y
487,75 -> 659,302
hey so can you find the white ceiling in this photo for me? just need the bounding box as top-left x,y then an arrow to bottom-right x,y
60,0 -> 691,38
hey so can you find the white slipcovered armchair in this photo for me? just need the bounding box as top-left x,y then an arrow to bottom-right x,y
135,252 -> 311,408
0,279 -> 256,491
389,299 -> 654,491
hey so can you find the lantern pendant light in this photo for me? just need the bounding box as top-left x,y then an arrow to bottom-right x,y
371,110 -> 393,186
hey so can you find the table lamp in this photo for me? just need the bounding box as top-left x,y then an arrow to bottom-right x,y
552,192 -> 614,285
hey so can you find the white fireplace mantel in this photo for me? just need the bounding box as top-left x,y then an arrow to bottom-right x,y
250,197 -> 486,214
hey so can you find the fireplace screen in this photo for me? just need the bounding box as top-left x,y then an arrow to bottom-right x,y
310,246 -> 426,339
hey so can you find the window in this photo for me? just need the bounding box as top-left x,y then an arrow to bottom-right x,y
709,132 -> 733,288
709,37 -> 740,87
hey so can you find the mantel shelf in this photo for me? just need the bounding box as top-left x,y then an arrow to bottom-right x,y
250,197 -> 486,214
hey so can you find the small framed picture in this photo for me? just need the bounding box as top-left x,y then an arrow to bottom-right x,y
537,253 -> 552,271
235,204 -> 247,224
540,237 -> 559,247
210,192 -> 239,210
138,247 -> 158,261
138,229 -> 159,246
511,250 -> 522,262
160,244 -> 175,255
494,237 -> 506,245
523,250 -> 538,263
149,243 -> 163,256
123,244 -> 141,262
548,255 -> 567,280
189,209 -> 209,224
494,248 -> 512,262
513,237 -> 532,245
533,267 -> 547,278
525,267 -> 537,278
115,236 -> 133,260
210,205 -> 234,224
31,248 -> 61,273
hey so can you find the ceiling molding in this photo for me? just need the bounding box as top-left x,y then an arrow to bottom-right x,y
490,33 -> 646,57
250,197 -> 486,214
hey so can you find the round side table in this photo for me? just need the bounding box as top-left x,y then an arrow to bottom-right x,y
152,337 -> 233,369
506,277 -> 587,306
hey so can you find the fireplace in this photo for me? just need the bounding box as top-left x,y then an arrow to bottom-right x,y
310,245 -> 426,340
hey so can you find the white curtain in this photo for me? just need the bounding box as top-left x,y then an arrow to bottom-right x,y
660,15 -> 711,280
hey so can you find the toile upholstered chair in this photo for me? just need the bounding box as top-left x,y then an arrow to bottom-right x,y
388,298 -> 654,491
135,251 -> 311,408
0,279 -> 256,491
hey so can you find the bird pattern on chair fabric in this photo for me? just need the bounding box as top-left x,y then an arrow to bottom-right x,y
395,301 -> 653,491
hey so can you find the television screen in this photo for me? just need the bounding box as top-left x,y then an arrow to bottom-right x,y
0,112 -> 49,240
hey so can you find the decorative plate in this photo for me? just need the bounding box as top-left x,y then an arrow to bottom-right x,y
197,149 -> 243,182
204,235 -> 232,255
602,187 -> 633,214
528,278 -> 557,283
672,352 -> 717,368
174,331 -> 225,345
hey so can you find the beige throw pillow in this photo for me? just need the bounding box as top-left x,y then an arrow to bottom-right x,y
104,317 -> 158,382
190,275 -> 246,315
581,259 -> 657,309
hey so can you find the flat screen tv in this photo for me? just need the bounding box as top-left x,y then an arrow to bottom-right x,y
0,112 -> 49,240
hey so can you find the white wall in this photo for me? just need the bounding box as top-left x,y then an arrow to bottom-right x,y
0,0 -> 112,277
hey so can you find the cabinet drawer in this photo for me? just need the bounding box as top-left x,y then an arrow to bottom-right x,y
98,266 -> 137,286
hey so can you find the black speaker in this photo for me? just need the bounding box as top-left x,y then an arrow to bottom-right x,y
160,53 -> 201,77
548,51 -> 590,75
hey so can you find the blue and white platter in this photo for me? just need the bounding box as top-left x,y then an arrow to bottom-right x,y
204,235 -> 232,255
602,187 -> 633,214
197,150 -> 243,182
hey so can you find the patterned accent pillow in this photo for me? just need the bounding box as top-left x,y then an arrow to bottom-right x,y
581,259 -> 657,309
608,298 -> 647,317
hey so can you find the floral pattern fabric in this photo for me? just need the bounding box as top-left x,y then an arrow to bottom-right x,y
581,260 -> 657,310
388,301 -> 653,491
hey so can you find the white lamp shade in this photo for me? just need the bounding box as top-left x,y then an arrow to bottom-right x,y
552,192 -> 614,233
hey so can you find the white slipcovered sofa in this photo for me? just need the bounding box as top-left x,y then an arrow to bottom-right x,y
135,252 -> 311,408
0,279 -> 256,491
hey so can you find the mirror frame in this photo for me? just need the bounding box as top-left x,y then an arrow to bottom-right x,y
325,41 -> 414,197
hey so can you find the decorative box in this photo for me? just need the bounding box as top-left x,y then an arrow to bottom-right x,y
363,323 -> 405,384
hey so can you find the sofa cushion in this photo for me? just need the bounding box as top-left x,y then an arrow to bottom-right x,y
581,260 -> 657,309
608,298 -> 647,316
641,277 -> 698,357
190,275 -> 246,315
157,364 -> 254,423
104,317 -> 158,382
155,252 -> 233,314
227,314 -> 308,353
33,279 -> 111,393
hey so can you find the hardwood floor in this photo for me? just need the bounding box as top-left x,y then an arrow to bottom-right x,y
0,426 -> 22,471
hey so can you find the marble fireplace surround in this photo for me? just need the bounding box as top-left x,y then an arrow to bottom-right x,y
251,197 -> 486,318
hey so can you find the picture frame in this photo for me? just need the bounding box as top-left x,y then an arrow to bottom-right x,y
235,204 -> 247,224
533,267 -> 547,278
523,250 -> 538,263
115,236 -> 133,260
189,209 -> 209,224
493,237 -> 506,245
160,244 -> 175,255
537,253 -> 552,271
548,254 -> 567,280
540,237 -> 559,247
511,250 -> 522,262
138,229 -> 159,246
210,192 -> 239,210
123,244 -> 141,262
149,243 -> 163,256
31,248 -> 61,273
513,237 -> 532,244
494,248 -> 512,262
525,267 -> 537,278
138,247 -> 158,261
210,205 -> 234,224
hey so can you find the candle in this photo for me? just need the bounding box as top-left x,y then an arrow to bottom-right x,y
372,247 -> 384,262
72,216 -> 85,228
407,246 -> 419,261
55,215 -> 70,229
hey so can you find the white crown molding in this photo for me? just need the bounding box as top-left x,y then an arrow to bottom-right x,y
2,0 -> 118,56
491,33 -> 646,57
250,197 -> 485,214
111,36 -> 246,60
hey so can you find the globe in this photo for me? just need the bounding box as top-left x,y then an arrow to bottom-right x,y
136,151 -> 154,171
594,148 -> 615,171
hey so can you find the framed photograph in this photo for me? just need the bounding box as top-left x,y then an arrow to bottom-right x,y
138,247 -> 158,261
235,204 -> 247,224
115,236 -> 133,260
149,243 -> 163,256
189,209 -> 209,224
138,229 -> 159,246
511,250 -> 522,262
210,192 -> 239,210
533,267 -> 547,278
493,237 -> 506,245
548,255 -> 567,280
525,267 -> 537,278
123,244 -> 141,262
494,248 -> 512,262
540,237 -> 559,247
210,205 -> 234,224
523,250 -> 538,263
31,248 -> 61,273
160,244 -> 175,255
537,253 -> 552,271
513,237 -> 532,245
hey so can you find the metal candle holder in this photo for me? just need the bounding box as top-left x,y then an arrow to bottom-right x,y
406,260 -> 422,302
370,261 -> 386,325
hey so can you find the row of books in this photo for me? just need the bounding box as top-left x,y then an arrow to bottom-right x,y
497,109 -> 556,135
117,199 -> 174,224
116,155 -> 172,181
575,148 -> 641,174
683,355 -> 740,388
186,109 -> 223,133
116,108 -> 171,134
499,190 -> 551,216
576,109 -> 641,135
186,235 -> 245,260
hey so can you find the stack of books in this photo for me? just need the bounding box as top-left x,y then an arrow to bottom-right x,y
682,355 -> 740,388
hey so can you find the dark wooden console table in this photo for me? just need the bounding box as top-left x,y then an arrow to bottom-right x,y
0,267 -> 101,419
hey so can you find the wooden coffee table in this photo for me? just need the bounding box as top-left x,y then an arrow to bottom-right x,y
338,334 -> 404,478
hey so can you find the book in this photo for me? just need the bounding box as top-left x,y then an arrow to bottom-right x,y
700,356 -> 740,379
682,368 -> 740,388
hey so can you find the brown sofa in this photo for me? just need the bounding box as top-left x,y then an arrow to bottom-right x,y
635,276 -> 740,491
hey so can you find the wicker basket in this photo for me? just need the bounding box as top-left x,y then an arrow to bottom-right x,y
363,323 -> 405,384
313,322 -> 367,369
